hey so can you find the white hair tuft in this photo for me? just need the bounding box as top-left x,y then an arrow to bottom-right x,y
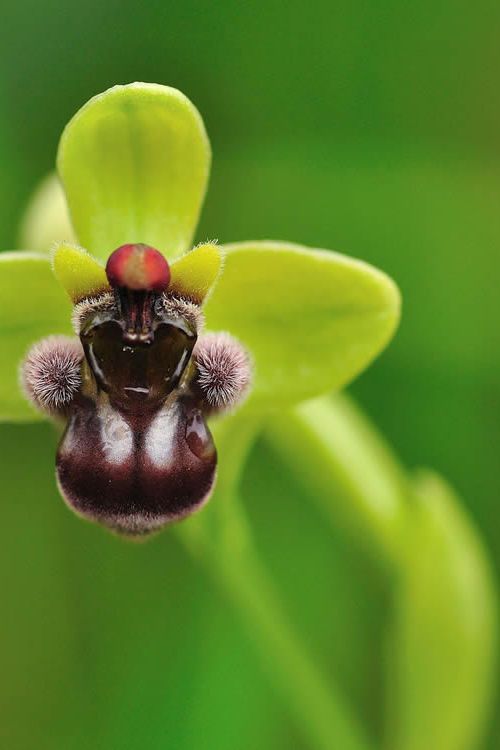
194,332 -> 252,411
20,336 -> 83,415
71,291 -> 116,335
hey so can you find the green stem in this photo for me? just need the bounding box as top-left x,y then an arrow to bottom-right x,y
264,395 -> 498,749
179,500 -> 373,750
264,394 -> 409,567
177,408 -> 373,750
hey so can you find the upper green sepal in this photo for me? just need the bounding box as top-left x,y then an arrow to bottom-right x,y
57,83 -> 211,263
204,241 -> 401,410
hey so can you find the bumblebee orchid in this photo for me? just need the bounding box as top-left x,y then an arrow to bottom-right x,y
0,83 -> 399,536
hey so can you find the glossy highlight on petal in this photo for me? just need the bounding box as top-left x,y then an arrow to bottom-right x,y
53,281 -> 218,535
57,387 -> 216,536
78,292 -> 197,406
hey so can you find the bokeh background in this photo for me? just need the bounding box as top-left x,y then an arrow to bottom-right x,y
0,1 -> 499,748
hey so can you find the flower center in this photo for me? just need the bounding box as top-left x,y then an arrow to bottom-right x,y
76,244 -> 197,411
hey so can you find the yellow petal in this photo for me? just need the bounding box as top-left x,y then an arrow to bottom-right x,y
52,243 -> 110,302
169,243 -> 223,304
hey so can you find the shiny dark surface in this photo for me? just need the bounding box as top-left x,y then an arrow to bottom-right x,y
82,320 -> 195,411
57,291 -> 216,535
80,290 -> 196,412
56,392 -> 216,535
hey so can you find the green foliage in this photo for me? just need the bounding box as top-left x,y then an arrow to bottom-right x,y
387,471 -> 498,750
265,395 -> 408,562
264,396 -> 498,749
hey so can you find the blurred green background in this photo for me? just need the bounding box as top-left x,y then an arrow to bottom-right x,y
0,0 -> 499,747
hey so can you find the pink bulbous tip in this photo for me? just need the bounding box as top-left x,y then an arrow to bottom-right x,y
194,332 -> 252,411
105,243 -> 170,292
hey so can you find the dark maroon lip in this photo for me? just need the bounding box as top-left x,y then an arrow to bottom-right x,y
81,321 -> 196,411
56,389 -> 217,536
57,275 -> 217,535
20,240 -> 251,537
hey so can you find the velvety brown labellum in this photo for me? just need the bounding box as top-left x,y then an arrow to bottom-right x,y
56,286 -> 216,536
56,393 -> 216,536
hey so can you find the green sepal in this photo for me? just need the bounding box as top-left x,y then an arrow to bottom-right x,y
0,252 -> 72,421
18,173 -> 76,252
204,241 -> 401,410
57,83 -> 211,263
52,243 -> 110,302
170,243 -> 223,304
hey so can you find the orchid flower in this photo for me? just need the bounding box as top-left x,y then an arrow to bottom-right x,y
0,83 -> 496,750
0,82 -> 399,536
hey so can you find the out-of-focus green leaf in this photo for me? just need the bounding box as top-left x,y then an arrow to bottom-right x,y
57,83 -> 211,263
264,393 -> 408,565
18,173 -> 76,252
204,242 -> 400,410
386,470 -> 498,750
0,252 -> 72,422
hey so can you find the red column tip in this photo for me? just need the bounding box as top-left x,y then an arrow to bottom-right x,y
106,244 -> 170,292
